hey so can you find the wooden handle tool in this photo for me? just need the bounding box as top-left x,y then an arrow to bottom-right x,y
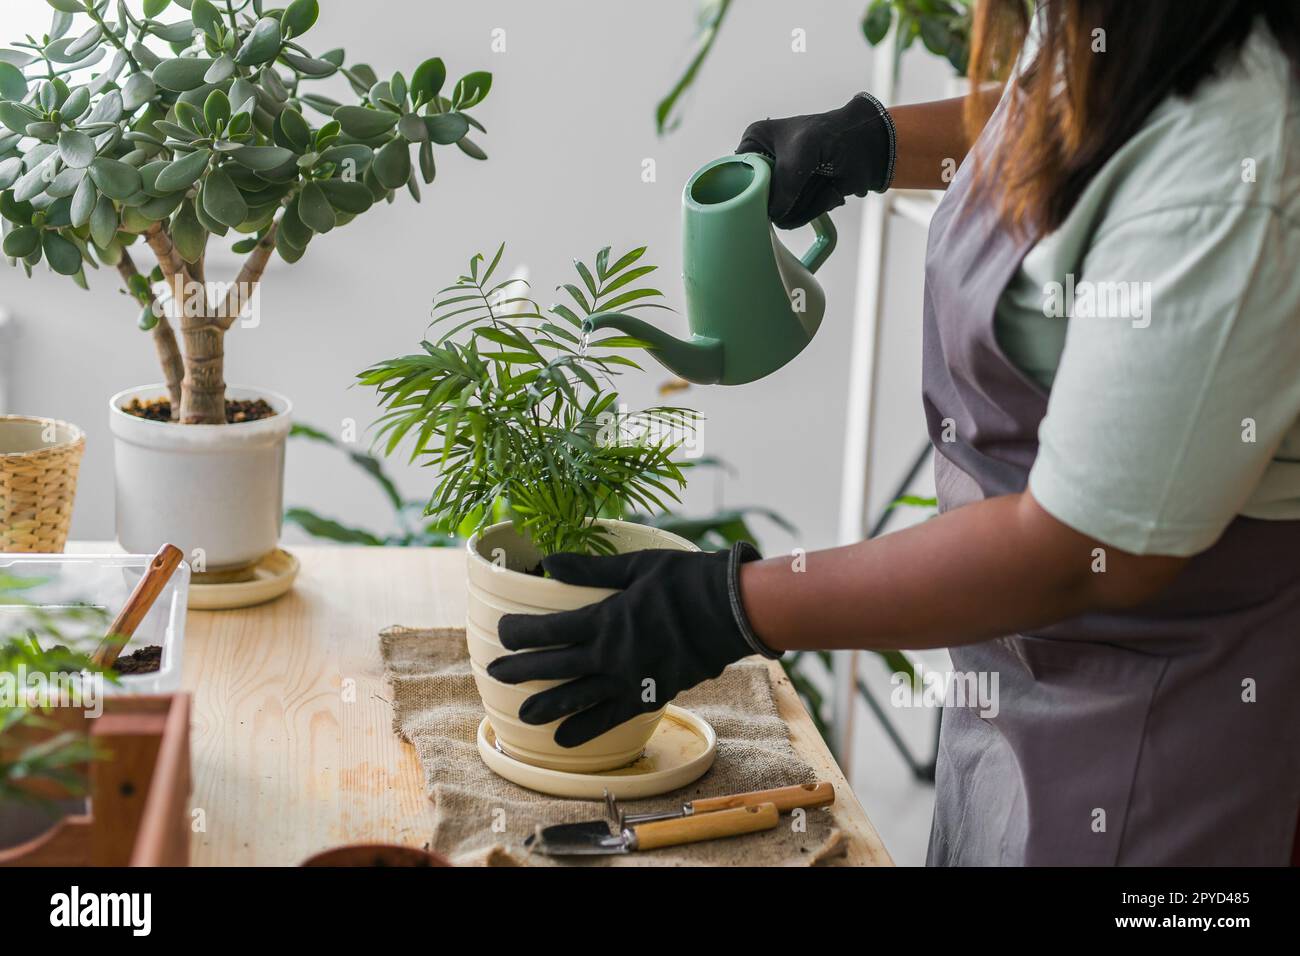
91,544 -> 184,670
631,802 -> 779,851
691,781 -> 835,815
614,780 -> 835,827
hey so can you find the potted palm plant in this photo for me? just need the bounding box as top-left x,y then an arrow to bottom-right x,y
361,244 -> 703,772
0,0 -> 491,581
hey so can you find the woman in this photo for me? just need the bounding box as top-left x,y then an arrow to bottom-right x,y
488,0 -> 1300,865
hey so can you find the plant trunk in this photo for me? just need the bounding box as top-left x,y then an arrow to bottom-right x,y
142,220 -> 280,426
116,251 -> 184,417
178,322 -> 228,424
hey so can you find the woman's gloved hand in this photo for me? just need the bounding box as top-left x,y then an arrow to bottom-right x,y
487,543 -> 780,748
736,92 -> 896,229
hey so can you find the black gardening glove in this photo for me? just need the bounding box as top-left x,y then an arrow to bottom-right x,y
737,92 -> 896,229
487,543 -> 779,748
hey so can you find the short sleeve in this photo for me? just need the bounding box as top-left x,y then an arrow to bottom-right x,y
1027,202 -> 1300,556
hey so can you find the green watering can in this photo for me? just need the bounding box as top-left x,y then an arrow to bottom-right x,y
584,153 -> 837,385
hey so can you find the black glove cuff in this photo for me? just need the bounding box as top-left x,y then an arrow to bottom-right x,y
854,91 -> 897,193
726,542 -> 783,660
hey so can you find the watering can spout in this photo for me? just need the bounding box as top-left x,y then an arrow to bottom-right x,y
584,312 -> 725,385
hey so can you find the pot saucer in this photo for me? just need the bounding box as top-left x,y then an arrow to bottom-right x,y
477,704 -> 716,799
188,548 -> 299,610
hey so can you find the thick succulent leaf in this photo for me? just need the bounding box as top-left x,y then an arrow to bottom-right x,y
89,193 -> 117,248
42,231 -> 83,275
86,90 -> 125,124
372,137 -> 410,190
70,174 -> 97,227
205,55 -> 236,85
424,112 -> 468,145
275,107 -> 311,151
457,138 -> 487,161
150,20 -> 197,44
121,73 -> 157,112
47,166 -> 84,198
14,158 -> 56,203
0,156 -> 21,190
156,150 -> 213,192
89,157 -> 143,200
232,144 -> 295,170
283,0 -> 321,38
204,89 -> 231,132
1,190 -> 35,224
297,180 -> 335,233
201,167 -> 247,228
2,224 -> 39,258
57,129 -> 96,169
410,58 -> 445,104
317,178 -> 372,215
61,86 -> 90,121
298,92 -> 340,116
333,105 -> 398,139
140,191 -> 185,221
452,71 -> 492,109
190,0 -> 224,38
170,197 -> 207,262
0,63 -> 28,101
275,218 -> 307,262
235,18 -> 283,67
278,198 -> 312,248
153,58 -> 216,93
0,102 -> 40,135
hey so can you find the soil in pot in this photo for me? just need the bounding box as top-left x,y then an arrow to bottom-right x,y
120,397 -> 277,423
114,645 -> 163,675
48,643 -> 163,675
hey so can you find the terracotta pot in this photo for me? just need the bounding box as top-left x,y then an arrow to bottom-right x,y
465,519 -> 697,773
301,844 -> 452,867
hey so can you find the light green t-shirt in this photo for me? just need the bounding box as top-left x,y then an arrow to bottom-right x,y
995,22 -> 1300,557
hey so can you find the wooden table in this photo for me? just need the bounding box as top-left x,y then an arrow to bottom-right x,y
169,546 -> 892,866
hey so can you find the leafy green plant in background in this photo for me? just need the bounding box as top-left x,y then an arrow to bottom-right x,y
861,0 -> 975,76
0,0 -> 491,424
285,422 -> 457,547
0,572 -> 112,812
359,244 -> 697,558
656,0 -> 977,134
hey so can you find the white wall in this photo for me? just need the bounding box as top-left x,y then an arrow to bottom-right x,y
1,0 -> 946,554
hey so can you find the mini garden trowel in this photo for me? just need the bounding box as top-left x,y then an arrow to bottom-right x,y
582,152 -> 837,386
526,802 -> 779,857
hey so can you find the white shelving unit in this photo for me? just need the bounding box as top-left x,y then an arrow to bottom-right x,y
828,35 -> 942,768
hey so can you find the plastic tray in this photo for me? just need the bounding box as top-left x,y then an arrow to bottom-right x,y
0,553 -> 190,694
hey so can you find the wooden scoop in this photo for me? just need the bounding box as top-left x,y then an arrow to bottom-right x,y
91,544 -> 184,670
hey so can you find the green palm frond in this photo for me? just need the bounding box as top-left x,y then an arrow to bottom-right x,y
360,244 -> 699,556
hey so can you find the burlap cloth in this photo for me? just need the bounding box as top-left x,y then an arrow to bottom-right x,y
381,626 -> 847,866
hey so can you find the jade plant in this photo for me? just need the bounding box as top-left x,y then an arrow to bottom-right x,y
0,0 -> 491,424
360,244 -> 698,557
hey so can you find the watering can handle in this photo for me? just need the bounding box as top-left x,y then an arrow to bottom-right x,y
749,152 -> 837,274
801,213 -> 837,274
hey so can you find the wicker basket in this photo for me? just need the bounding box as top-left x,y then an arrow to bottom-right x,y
0,416 -> 86,553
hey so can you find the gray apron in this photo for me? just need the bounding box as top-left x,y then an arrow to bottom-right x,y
921,103 -> 1300,865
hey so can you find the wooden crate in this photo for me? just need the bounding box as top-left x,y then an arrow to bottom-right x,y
0,693 -> 191,866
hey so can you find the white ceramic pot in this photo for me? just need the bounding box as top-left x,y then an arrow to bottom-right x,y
466,519 -> 697,773
109,384 -> 292,571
